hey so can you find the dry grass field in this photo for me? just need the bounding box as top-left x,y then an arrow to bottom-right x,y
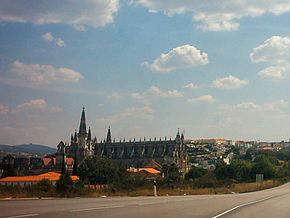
92,179 -> 283,197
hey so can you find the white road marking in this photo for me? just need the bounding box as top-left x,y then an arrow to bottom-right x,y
137,202 -> 159,206
4,214 -> 40,218
70,205 -> 124,212
137,196 -> 215,206
212,196 -> 274,218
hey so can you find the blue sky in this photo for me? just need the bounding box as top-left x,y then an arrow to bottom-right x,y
1,1 -> 290,146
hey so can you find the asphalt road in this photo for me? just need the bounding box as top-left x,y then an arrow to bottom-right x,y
1,183 -> 290,218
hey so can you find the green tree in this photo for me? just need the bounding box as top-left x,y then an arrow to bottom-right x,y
232,147 -> 240,156
214,161 -> 236,180
230,159 -> 253,182
163,163 -> 182,188
35,179 -> 54,193
185,166 -> 207,180
1,165 -> 17,178
252,156 -> 276,179
55,172 -> 73,196
276,161 -> 290,178
78,156 -> 117,185
277,148 -> 290,160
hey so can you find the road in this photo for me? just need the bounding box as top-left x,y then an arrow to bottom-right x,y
1,183 -> 290,218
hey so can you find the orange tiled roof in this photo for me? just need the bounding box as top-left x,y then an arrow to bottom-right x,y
128,167 -> 161,175
66,157 -> 74,166
0,172 -> 79,182
43,158 -> 53,166
144,160 -> 162,170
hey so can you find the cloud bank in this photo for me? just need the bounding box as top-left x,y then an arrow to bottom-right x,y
132,0 -> 290,31
0,0 -> 119,29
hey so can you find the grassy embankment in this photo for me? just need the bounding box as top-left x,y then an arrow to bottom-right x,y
0,179 -> 284,199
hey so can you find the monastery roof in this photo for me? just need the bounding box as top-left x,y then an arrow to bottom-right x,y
0,172 -> 79,182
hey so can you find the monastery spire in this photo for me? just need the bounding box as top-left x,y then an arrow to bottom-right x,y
78,106 -> 87,135
106,126 -> 112,143
73,130 -> 77,142
175,128 -> 181,143
87,127 -> 91,142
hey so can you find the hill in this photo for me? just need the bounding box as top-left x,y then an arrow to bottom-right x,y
0,144 -> 56,155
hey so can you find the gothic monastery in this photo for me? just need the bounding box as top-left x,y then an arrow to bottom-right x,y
59,107 -> 188,172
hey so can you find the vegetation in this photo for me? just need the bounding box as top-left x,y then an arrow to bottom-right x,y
2,147 -> 290,198
55,172 -> 74,196
78,156 -> 117,185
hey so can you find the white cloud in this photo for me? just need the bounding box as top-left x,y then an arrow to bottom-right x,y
56,38 -> 65,47
14,99 -> 47,113
74,25 -> 86,32
250,36 -> 290,64
257,65 -> 287,79
132,1 -> 290,31
50,106 -> 63,113
187,95 -> 215,103
132,85 -> 183,100
42,32 -> 54,42
251,36 -> 290,80
42,32 -> 65,47
184,83 -> 198,89
0,0 -> 119,29
0,104 -> 9,114
9,60 -> 83,85
13,99 -> 63,113
212,75 -> 248,89
234,102 -> 260,111
108,92 -> 123,99
96,106 -> 154,123
143,45 -> 208,72
264,100 -> 288,112
225,100 -> 288,113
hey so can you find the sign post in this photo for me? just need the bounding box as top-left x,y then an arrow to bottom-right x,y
153,180 -> 157,197
256,174 -> 264,183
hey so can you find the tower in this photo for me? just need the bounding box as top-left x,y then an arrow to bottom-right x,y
66,106 -> 93,162
106,126 -> 112,143
78,106 -> 88,147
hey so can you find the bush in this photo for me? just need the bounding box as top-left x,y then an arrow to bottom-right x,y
185,166 -> 207,180
33,179 -> 54,196
192,172 -> 220,188
161,164 -> 183,188
55,173 -> 73,197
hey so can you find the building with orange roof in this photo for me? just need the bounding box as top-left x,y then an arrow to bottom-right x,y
1,153 -> 75,175
0,172 -> 79,187
128,167 -> 161,175
144,160 -> 162,171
